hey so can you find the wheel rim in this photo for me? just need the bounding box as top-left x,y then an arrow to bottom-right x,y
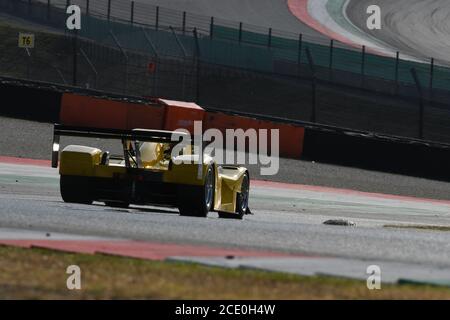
205,168 -> 214,209
240,174 -> 249,212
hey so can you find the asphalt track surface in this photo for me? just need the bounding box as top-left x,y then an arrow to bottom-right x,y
2,155 -> 450,269
56,0 -> 329,41
346,0 -> 450,63
132,0 -> 329,40
1,116 -> 450,273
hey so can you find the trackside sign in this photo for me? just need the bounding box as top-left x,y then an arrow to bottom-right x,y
18,33 -> 35,48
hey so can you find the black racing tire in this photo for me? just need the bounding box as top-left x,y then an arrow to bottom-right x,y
60,175 -> 93,205
217,211 -> 241,219
178,165 -> 215,218
104,201 -> 130,209
218,172 -> 249,220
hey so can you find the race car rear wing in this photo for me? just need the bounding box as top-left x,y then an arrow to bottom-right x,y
51,124 -> 191,168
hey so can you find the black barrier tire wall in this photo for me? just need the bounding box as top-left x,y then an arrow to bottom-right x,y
0,81 -> 62,122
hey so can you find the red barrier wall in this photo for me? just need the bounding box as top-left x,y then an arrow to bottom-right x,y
160,99 -> 205,134
60,93 -> 164,130
204,111 -> 305,158
60,93 -> 304,159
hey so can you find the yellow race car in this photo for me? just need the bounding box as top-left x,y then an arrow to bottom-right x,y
51,125 -> 251,219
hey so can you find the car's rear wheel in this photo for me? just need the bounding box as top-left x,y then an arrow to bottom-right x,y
218,172 -> 249,220
60,175 -> 93,205
104,201 -> 130,209
178,165 -> 214,218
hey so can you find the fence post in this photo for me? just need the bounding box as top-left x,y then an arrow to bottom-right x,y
80,48 -> 98,88
297,33 -> 303,77
141,27 -> 159,96
429,57 -> 434,99
210,17 -> 214,39
268,28 -> 272,47
193,28 -> 201,103
130,1 -> 134,24
410,68 -> 424,139
305,47 -> 317,123
239,22 -> 243,43
170,26 -> 188,99
46,0 -> 51,20
182,11 -> 186,35
142,27 -> 159,56
72,30 -> 78,86
361,45 -> 366,87
107,0 -> 111,21
394,51 -> 399,95
86,0 -> 89,16
170,26 -> 187,57
329,39 -> 334,81
155,6 -> 159,31
25,48 -> 31,79
109,30 -> 129,94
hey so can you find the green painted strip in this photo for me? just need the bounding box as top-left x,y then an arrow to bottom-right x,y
0,174 -> 58,186
324,0 -> 446,86
326,0 -> 400,54
325,0 -> 383,46
326,0 -> 354,32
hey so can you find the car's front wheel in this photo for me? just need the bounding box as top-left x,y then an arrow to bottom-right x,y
178,165 -> 215,218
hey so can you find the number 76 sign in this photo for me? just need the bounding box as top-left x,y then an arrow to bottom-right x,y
18,33 -> 35,49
